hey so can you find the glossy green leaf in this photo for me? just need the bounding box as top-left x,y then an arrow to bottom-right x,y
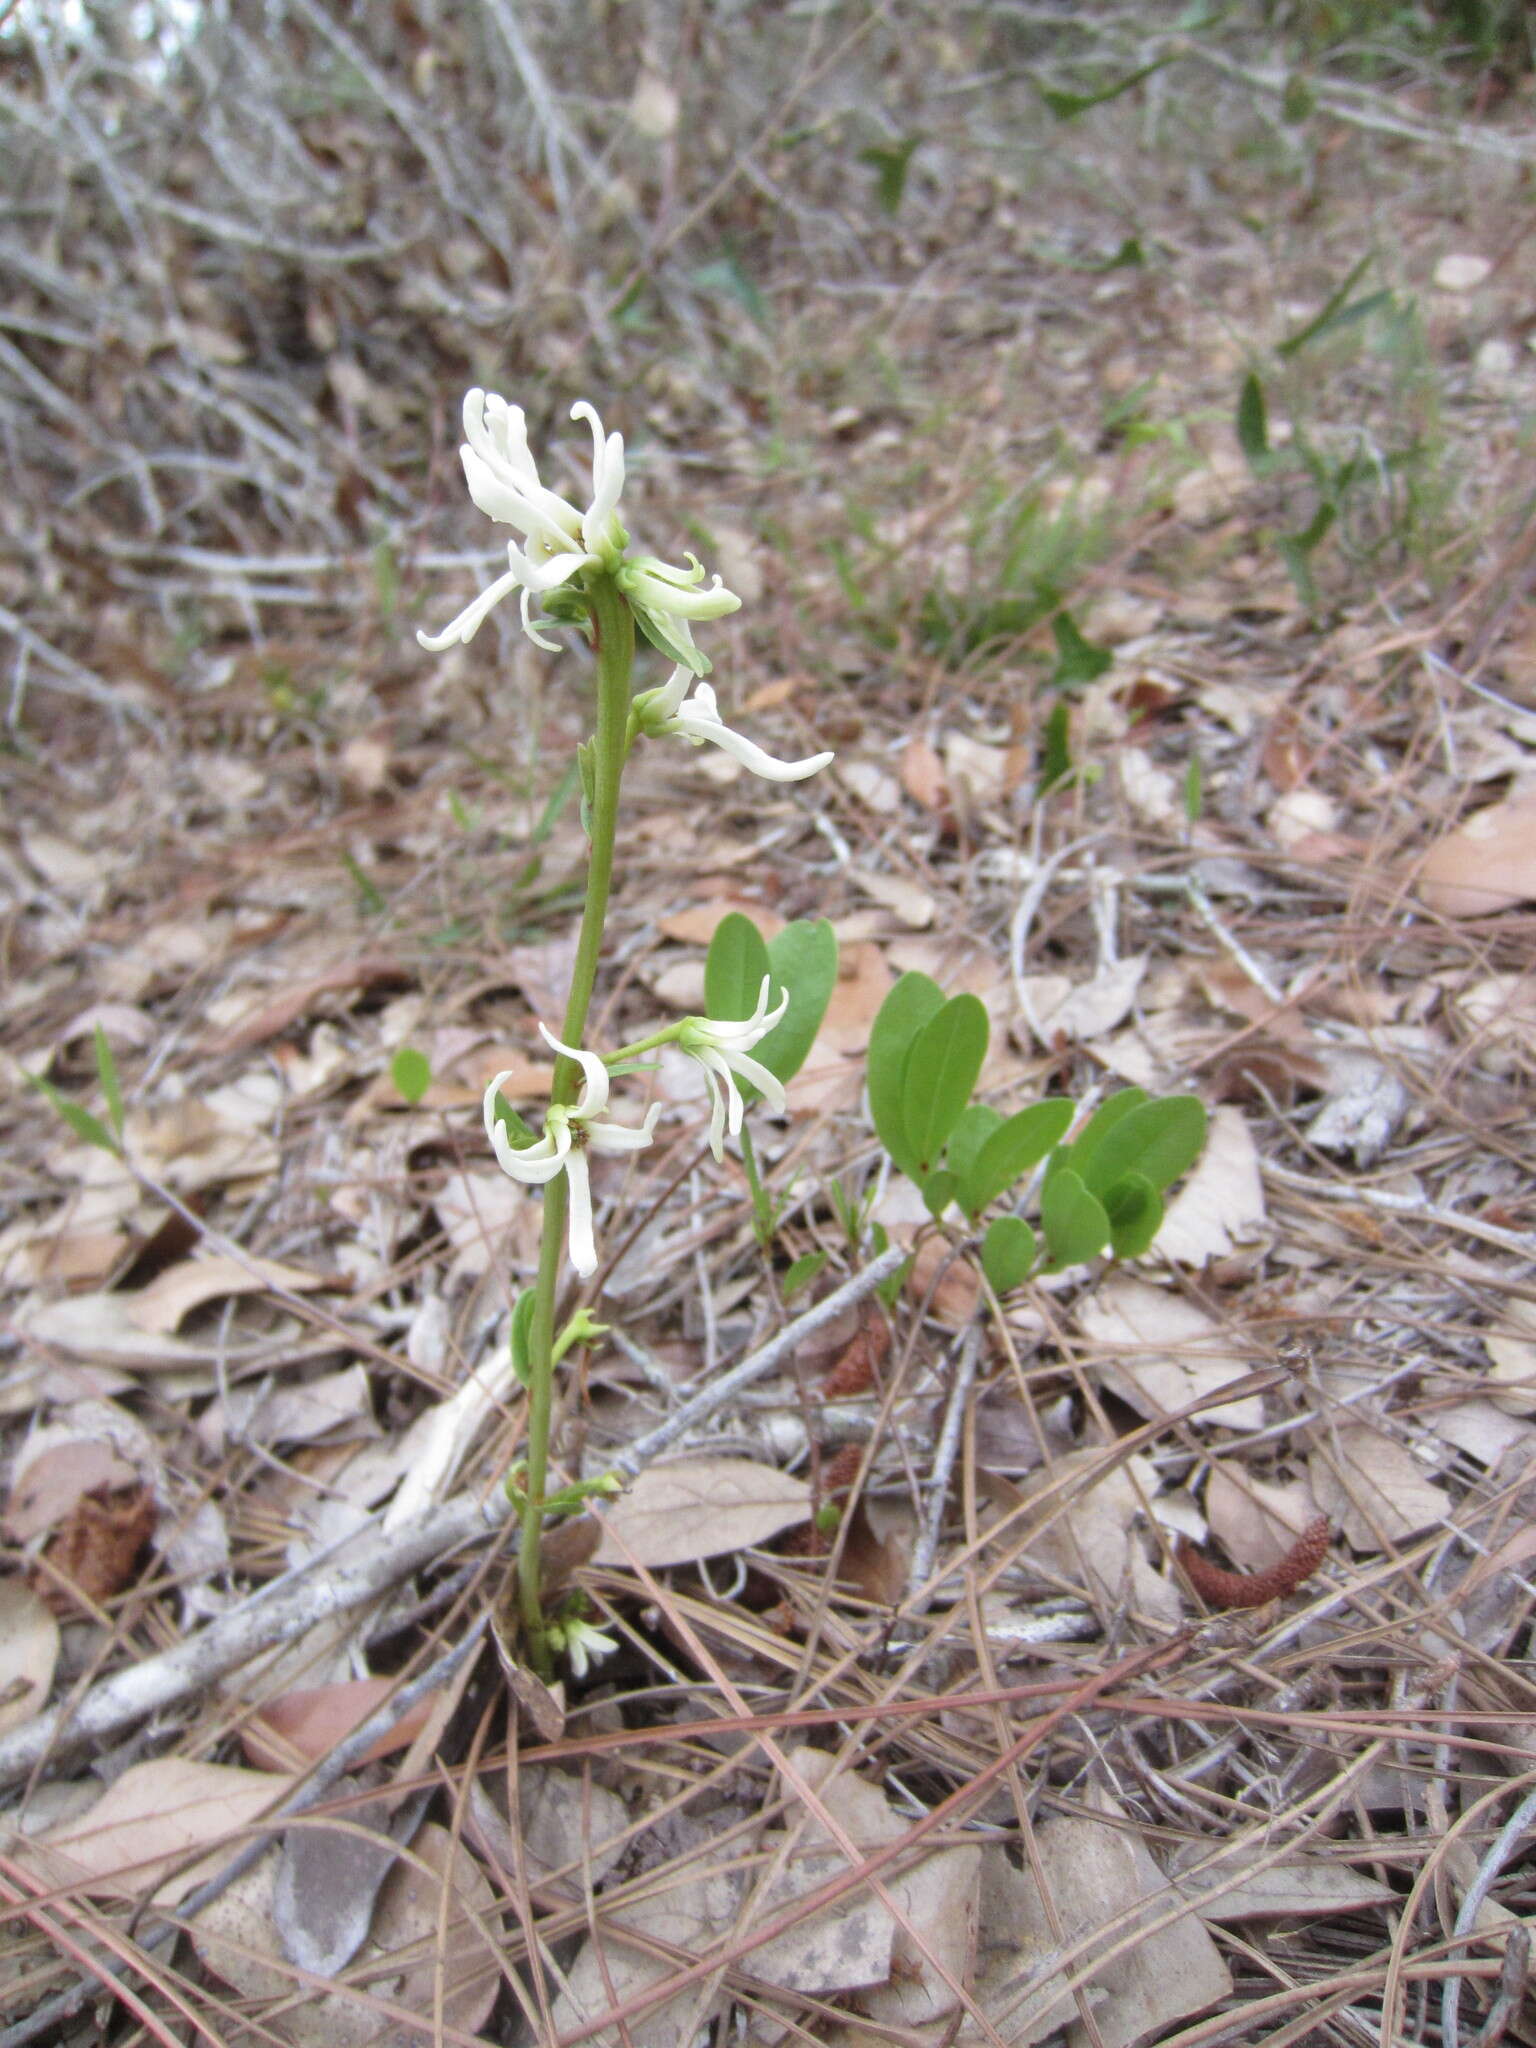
26,1072 -> 119,1155
962,1099 -> 1076,1216
509,1288 -> 538,1389
781,1249 -> 829,1301
868,972 -> 946,1178
1078,1095 -> 1207,1197
391,1046 -> 432,1105
902,993 -> 989,1173
1040,1167 -> 1111,1271
1062,1089 -> 1148,1187
945,1104 -> 1002,1215
94,1024 -> 124,1139
705,911 -> 772,1024
754,919 -> 838,1085
1103,1173 -> 1164,1258
981,1215 -> 1038,1294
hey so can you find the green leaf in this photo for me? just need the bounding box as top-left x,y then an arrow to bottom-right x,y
1062,1089 -> 1148,1187
1039,698 -> 1073,794
488,1087 -> 536,1151
755,919 -> 838,1086
921,1168 -> 959,1222
633,603 -> 710,675
1049,611 -> 1114,691
1078,1095 -> 1207,1197
25,1072 -> 119,1155
961,1099 -> 1076,1216
944,1104 -> 1003,1215
391,1046 -> 432,1105
901,993 -> 989,1174
1103,1174 -> 1164,1258
1277,254 -> 1388,359
868,972 -> 946,1178
94,1024 -> 124,1140
1037,56 -> 1169,120
1040,1168 -> 1111,1271
981,1215 -> 1038,1293
690,247 -> 769,329
1183,755 -> 1203,823
781,1249 -> 829,1301
705,911 -> 772,1025
1237,372 -> 1270,472
509,1287 -> 538,1389
858,134 -> 922,215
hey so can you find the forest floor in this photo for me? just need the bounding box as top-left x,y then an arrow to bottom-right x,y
2,7 -> 1535,2046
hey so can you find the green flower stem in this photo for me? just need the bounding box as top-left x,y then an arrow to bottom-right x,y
738,1123 -> 774,1247
519,574 -> 635,1676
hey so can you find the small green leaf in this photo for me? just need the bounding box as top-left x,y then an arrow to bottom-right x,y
962,1099 -> 1076,1216
1037,56 -> 1169,120
1183,756 -> 1203,823
901,994 -> 989,1173
1278,254 -> 1390,359
981,1215 -> 1038,1293
391,1046 -> 432,1105
755,918 -> 838,1086
814,1500 -> 843,1536
509,1288 -> 538,1389
858,134 -> 922,215
25,1072 -> 119,1155
781,1249 -> 829,1301
1078,1094 -> 1207,1197
921,1168 -> 959,1222
690,247 -> 769,329
705,912 -> 772,1025
1103,1173 -> 1164,1258
1280,73 -> 1315,123
944,1104 -> 1003,1215
1049,611 -> 1114,691
1040,1167 -> 1111,1270
1039,699 -> 1074,794
94,1024 -> 124,1139
1237,372 -> 1270,472
868,972 -> 946,1178
1063,1089 -> 1149,1187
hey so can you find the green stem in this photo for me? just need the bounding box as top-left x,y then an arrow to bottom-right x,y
739,1123 -> 774,1249
518,575 -> 634,1676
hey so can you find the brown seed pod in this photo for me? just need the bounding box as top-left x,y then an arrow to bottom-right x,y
1177,1515 -> 1332,1610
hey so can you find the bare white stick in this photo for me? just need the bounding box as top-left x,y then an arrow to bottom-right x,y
907,1324 -> 981,1601
0,1497 -> 505,1790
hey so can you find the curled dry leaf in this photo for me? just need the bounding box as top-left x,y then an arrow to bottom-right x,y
1177,1515 -> 1331,1609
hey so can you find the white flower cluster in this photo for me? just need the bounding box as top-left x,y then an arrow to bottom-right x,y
484,983 -> 788,1277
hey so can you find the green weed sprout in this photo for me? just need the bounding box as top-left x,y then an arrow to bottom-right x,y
418,390 -> 835,1679
867,971 -> 1206,1293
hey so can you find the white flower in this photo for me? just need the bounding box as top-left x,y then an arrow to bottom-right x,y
677,978 -> 790,1159
556,1613 -> 618,1680
632,668 -> 833,782
484,1028 -> 660,1276
616,554 -> 742,676
418,392 -> 627,654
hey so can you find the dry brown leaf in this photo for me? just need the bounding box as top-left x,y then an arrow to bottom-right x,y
125,1252 -> 328,1335
42,1483 -> 157,1607
1309,1424 -> 1450,1550
25,1758 -> 294,1904
1016,1786 -> 1231,2048
0,1580 -> 59,1738
1482,1299 -> 1536,1415
594,1457 -> 812,1568
1416,790 -> 1536,916
900,734 -> 948,812
1077,1277 -> 1266,1430
273,1787 -> 402,1978
848,865 -> 936,929
1168,1842 -> 1397,1920
1016,1449 -> 1179,1624
818,941 -> 895,1053
942,734 -> 1010,803
552,1857 -> 740,2048
1155,1106 -> 1268,1266
657,900 -> 784,945
1203,1467 -> 1322,1572
1025,954 -> 1147,1045
205,954 -> 408,1054
241,1679 -> 438,1772
192,1825 -> 498,2048
14,1290 -> 269,1371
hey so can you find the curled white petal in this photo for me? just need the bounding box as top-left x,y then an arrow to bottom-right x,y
587,1101 -> 663,1155
562,1614 -> 618,1679
416,559 -> 530,651
642,679 -> 833,783
537,1023 -> 612,1116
